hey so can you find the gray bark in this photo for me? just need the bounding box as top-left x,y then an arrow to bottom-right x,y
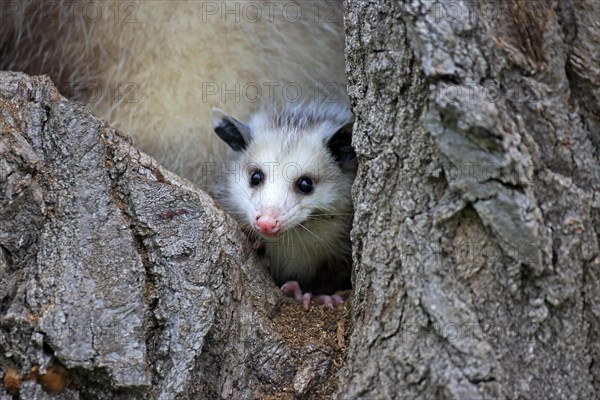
338,0 -> 599,398
0,73 -> 347,399
2,0 -> 600,399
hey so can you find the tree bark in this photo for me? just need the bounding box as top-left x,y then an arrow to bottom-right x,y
339,0 -> 599,398
2,0 -> 600,399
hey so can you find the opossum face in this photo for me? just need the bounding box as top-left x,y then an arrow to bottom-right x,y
213,107 -> 355,239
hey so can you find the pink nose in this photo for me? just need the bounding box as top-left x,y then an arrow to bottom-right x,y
255,215 -> 281,236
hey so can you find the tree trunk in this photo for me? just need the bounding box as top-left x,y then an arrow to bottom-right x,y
1,0 -> 599,399
338,0 -> 599,398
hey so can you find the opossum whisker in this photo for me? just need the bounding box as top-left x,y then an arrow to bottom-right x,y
296,223 -> 339,257
307,220 -> 348,233
309,213 -> 353,216
292,227 -> 315,273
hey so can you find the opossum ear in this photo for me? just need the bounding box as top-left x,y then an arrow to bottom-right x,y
326,121 -> 355,163
212,108 -> 252,152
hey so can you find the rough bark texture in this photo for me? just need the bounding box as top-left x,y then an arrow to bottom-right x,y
0,73 -> 349,399
339,0 -> 599,398
2,0 -> 600,399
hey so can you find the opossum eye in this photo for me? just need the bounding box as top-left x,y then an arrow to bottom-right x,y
250,170 -> 264,186
297,177 -> 314,194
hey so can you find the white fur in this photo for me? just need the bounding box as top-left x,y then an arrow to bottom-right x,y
216,104 -> 355,284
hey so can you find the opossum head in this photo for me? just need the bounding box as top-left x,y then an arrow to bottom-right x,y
212,104 -> 356,240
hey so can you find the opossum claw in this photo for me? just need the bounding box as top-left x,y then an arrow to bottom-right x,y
303,293 -> 313,310
314,294 -> 344,309
281,281 -> 304,302
281,281 -> 344,310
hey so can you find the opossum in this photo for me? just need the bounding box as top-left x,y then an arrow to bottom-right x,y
0,0 -> 353,307
213,103 -> 355,308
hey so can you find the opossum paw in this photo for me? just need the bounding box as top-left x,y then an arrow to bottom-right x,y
281,281 -> 304,302
314,294 -> 344,309
280,281 -> 344,310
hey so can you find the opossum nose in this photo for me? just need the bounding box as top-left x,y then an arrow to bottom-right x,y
255,215 -> 281,236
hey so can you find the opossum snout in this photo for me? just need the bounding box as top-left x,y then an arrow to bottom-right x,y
255,214 -> 281,236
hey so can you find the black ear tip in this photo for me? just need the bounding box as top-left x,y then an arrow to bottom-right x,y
212,111 -> 251,152
327,122 -> 356,163
213,125 -> 229,140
